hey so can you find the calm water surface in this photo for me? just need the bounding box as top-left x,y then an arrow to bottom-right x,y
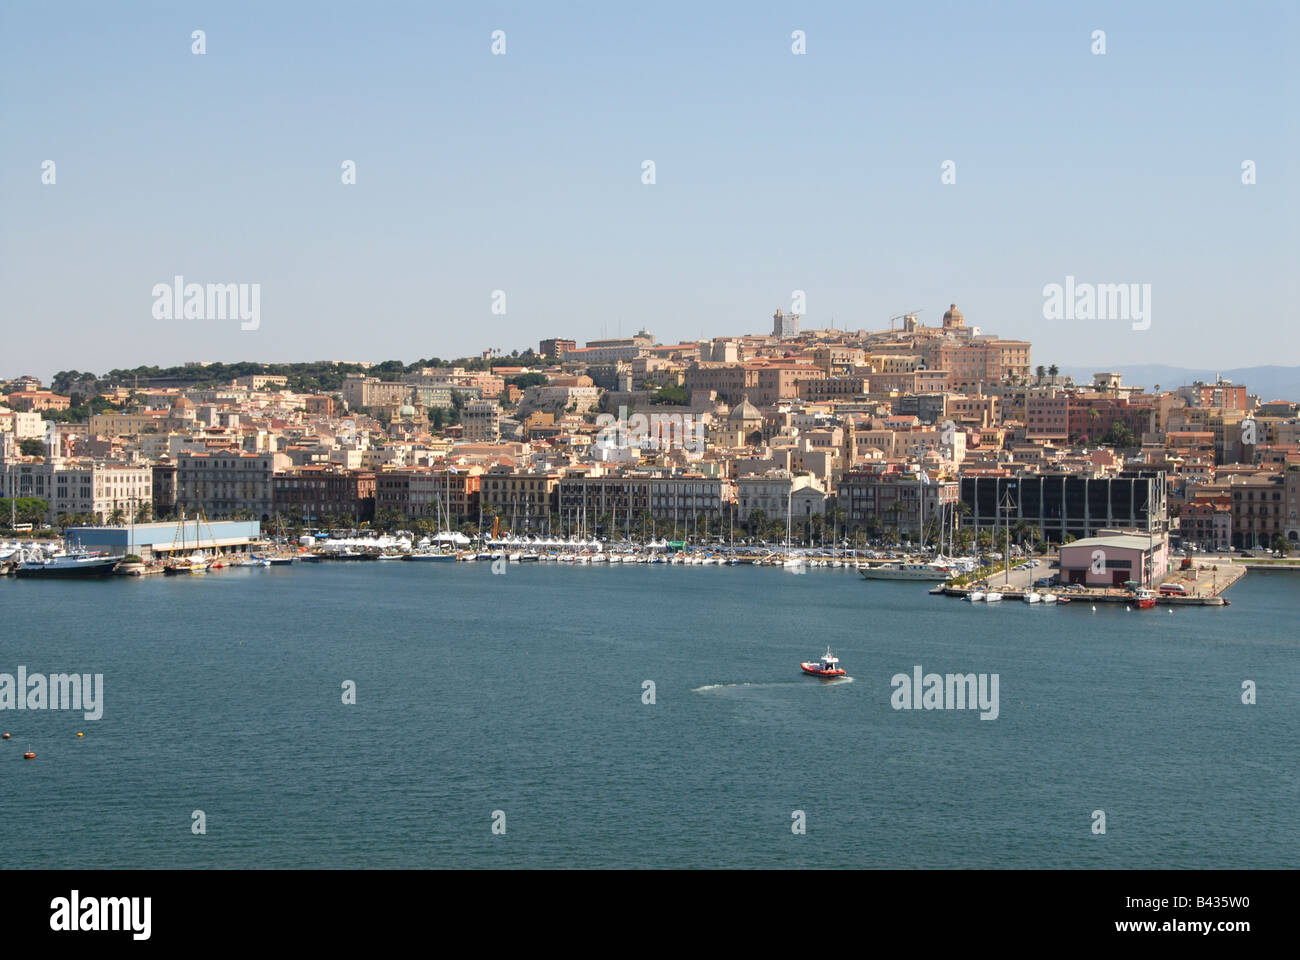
1,563 -> 1295,868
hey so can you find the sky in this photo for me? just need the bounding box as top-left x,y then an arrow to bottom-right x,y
2,0 -> 1297,382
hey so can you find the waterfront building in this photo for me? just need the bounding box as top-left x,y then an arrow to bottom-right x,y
837,470 -> 959,536
273,465 -> 377,524
735,472 -> 826,523
175,449 -> 285,521
65,519 -> 262,560
958,471 -> 1168,543
1058,533 -> 1169,588
0,456 -> 153,524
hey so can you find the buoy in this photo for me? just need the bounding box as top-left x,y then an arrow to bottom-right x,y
76,731 -> 84,737
1,732 -> 9,739
23,752 -> 35,759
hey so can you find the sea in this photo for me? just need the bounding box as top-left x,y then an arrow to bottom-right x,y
1,562 -> 1295,868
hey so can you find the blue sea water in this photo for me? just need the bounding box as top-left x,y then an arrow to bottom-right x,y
0,563 -> 1295,868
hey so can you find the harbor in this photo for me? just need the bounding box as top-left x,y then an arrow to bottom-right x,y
2,558 -> 1294,870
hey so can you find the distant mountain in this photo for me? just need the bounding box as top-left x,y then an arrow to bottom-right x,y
1059,365 -> 1300,403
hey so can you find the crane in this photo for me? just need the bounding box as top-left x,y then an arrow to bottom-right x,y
887,309 -> 923,331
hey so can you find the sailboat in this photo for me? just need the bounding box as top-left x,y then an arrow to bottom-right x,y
782,482 -> 803,569
163,510 -> 209,574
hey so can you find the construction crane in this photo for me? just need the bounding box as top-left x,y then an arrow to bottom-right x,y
887,309 -> 923,331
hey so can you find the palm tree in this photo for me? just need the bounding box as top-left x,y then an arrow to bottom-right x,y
1048,364 -> 1059,378
108,506 -> 126,526
1035,365 -> 1046,384
134,501 -> 153,523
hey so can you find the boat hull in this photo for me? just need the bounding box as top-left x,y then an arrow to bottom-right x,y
800,663 -> 847,677
16,558 -> 118,578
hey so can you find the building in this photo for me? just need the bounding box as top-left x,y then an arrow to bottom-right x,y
373,468 -> 478,525
1058,533 -> 1169,588
341,374 -> 409,410
1179,499 -> 1232,552
6,390 -> 71,412
838,471 -> 959,536
463,400 -> 501,442
959,471 -> 1168,542
65,519 -> 262,561
273,466 -> 376,524
175,450 -> 284,521
478,469 -> 560,531
735,473 -> 825,523
772,308 -> 799,339
540,338 -> 576,358
0,457 -> 153,524
1228,472 -> 1287,550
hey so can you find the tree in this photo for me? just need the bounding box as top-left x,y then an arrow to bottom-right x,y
19,439 -> 45,457
1,497 -> 48,527
1271,535 -> 1291,557
1100,421 -> 1136,449
108,506 -> 126,525
1035,365 -> 1046,384
1048,364 -> 1059,378
135,501 -> 153,524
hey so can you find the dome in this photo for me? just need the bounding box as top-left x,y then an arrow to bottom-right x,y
942,303 -> 964,328
399,404 -> 416,418
729,395 -> 761,423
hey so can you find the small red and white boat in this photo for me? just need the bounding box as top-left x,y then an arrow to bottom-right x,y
800,647 -> 846,678
1134,587 -> 1157,610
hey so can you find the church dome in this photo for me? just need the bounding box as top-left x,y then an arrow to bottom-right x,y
729,396 -> 761,423
942,303 -> 964,328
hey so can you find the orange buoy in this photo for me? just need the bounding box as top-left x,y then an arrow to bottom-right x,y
23,752 -> 35,759
1,733 -> 10,739
76,732 -> 84,738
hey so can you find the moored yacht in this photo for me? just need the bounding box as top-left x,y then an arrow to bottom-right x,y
859,561 -> 953,582
15,548 -> 119,578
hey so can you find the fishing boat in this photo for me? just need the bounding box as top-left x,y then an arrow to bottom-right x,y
15,548 -> 119,579
800,647 -> 847,678
1133,587 -> 1157,610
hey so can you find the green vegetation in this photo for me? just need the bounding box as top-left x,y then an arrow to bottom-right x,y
0,497 -> 48,526
41,395 -> 117,423
506,373 -> 547,389
1100,421 -> 1137,448
649,384 -> 688,405
53,348 -> 549,398
18,438 -> 45,457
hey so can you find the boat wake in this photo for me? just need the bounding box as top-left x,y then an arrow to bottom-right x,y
692,677 -> 854,693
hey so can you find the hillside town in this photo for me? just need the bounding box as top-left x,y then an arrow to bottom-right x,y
2,305 -> 1297,572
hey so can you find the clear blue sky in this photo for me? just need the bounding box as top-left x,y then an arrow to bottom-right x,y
2,0 -> 1296,381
